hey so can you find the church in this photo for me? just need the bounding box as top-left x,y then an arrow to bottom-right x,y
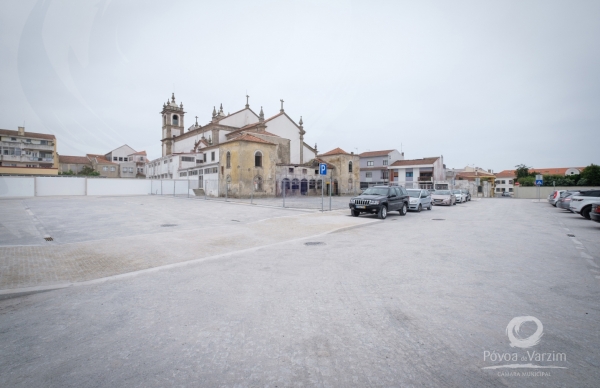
146,94 -> 359,197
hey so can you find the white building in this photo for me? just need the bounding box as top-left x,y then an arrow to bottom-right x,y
388,156 -> 446,190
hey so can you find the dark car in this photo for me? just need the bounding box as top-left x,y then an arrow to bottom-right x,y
349,185 -> 409,219
591,203 -> 600,223
556,191 -> 580,211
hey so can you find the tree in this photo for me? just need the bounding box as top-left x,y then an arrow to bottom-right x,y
80,166 -> 100,176
515,164 -> 533,180
580,164 -> 600,186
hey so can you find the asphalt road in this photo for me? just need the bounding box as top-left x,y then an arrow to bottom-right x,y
0,198 -> 598,387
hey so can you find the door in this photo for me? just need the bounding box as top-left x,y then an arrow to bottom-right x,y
389,187 -> 400,211
422,190 -> 431,207
300,179 -> 308,195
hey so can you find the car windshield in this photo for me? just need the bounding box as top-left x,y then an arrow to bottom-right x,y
435,190 -> 451,195
407,190 -> 421,198
452,190 -> 461,194
361,187 -> 389,196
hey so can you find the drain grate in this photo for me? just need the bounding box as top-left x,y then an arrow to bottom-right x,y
567,234 -> 575,237
305,242 -> 325,246
161,224 -> 177,227
44,237 -> 53,241
432,219 -> 445,221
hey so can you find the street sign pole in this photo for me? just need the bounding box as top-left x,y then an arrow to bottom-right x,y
319,163 -> 327,212
535,174 -> 543,202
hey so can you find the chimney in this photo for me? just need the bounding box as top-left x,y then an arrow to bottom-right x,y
18,126 -> 25,136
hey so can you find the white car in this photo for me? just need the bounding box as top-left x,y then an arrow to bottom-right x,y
452,189 -> 464,203
569,190 -> 600,219
549,190 -> 566,206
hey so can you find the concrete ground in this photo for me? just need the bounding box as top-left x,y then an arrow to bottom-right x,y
0,197 -> 599,387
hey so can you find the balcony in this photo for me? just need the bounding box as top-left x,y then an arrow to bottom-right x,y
21,143 -> 54,151
418,176 -> 433,182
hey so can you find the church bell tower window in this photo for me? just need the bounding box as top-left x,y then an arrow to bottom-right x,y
172,115 -> 179,126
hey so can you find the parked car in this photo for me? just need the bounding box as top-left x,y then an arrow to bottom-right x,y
452,189 -> 465,203
556,191 -> 580,211
349,185 -> 409,219
432,190 -> 456,206
407,189 -> 432,212
549,190 -> 566,206
461,189 -> 471,201
569,190 -> 600,219
501,192 -> 512,197
590,203 -> 600,223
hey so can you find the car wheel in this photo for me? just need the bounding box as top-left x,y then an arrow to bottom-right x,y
581,206 -> 592,220
428,203 -> 432,210
351,210 -> 360,217
416,204 -> 422,213
399,203 -> 407,216
378,205 -> 388,219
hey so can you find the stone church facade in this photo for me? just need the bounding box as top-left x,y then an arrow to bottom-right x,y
151,94 -> 355,198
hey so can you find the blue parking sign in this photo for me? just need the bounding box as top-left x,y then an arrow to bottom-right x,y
535,179 -> 543,186
319,163 -> 327,175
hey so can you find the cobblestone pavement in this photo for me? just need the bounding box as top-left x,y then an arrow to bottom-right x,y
0,198 -> 599,387
0,196 -> 375,291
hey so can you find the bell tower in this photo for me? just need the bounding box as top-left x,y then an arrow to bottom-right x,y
161,93 -> 185,157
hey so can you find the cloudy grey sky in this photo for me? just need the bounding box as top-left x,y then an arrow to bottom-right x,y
1,0 -> 598,171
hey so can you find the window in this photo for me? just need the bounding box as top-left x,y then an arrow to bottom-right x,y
383,159 -> 388,166
40,140 -> 47,145
366,172 -> 373,178
316,179 -> 322,189
501,180 -> 505,184
314,169 -> 318,174
348,161 -> 353,173
110,167 -> 116,172
129,167 -> 134,172
382,170 -> 389,180
103,166 -> 108,171
211,152 -> 215,161
289,167 -> 294,173
119,157 -> 123,161
164,160 -> 168,164
496,188 -> 501,192
181,157 -> 195,162
509,180 -> 513,184
226,152 -> 231,168
180,172 -> 188,177
221,166 -> 224,175
406,172 -> 413,177
26,139 -> 31,143
255,151 -> 262,167
172,114 -> 179,126
113,157 -> 117,161
292,179 -> 300,190
367,161 -> 374,166
309,179 -> 316,189
509,188 -> 513,192
10,137 -> 16,141
140,157 -> 144,161
169,158 -> 172,163
302,169 -> 307,175
203,154 -> 207,162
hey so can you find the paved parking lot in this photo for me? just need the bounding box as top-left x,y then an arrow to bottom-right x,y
0,197 -> 599,387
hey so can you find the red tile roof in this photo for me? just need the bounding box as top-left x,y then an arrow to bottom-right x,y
86,154 -> 117,164
58,155 -> 90,164
0,128 -> 55,140
390,157 -> 439,167
319,147 -> 352,156
227,133 -> 276,145
495,167 -> 585,177
358,150 -> 394,158
130,150 -> 147,155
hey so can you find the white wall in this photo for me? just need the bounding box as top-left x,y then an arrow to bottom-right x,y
0,177 -> 35,197
266,115 -> 301,164
218,109 -> 259,128
86,178 -> 151,196
37,177 -> 86,196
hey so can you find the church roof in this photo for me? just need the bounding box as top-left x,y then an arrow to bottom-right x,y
226,133 -> 276,145
86,154 -> 117,165
319,147 -> 352,156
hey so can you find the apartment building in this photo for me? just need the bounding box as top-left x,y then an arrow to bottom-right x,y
358,149 -> 404,188
0,127 -> 58,175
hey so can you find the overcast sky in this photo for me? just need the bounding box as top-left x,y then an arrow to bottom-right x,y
1,0 -> 598,171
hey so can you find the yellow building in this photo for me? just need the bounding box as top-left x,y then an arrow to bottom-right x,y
0,127 -> 58,175
219,133 -> 278,197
